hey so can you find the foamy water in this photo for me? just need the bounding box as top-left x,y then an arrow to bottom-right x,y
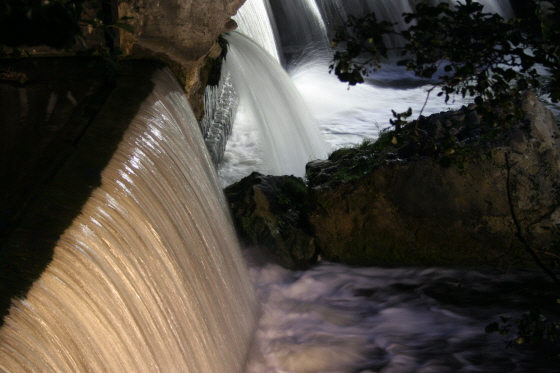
245,263 -> 558,373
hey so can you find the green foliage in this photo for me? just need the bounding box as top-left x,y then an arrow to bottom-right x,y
321,134 -> 398,185
330,0 -> 560,132
399,1 -> 540,108
390,107 -> 413,133
330,13 -> 395,85
486,307 -> 560,347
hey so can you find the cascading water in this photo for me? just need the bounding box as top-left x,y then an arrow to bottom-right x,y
267,0 -> 331,63
0,68 -> 258,373
273,0 -> 513,149
218,32 -> 329,186
201,67 -> 239,165
233,0 -> 284,63
267,0 -> 513,65
214,0 -> 516,184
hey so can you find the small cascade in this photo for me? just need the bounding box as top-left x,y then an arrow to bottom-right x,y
267,0 -> 514,62
212,0 -> 516,183
268,0 -> 331,64
0,68 -> 258,373
232,0 -> 284,63
219,32 -> 328,183
201,67 -> 238,165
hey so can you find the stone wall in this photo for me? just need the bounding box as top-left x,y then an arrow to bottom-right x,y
118,0 -> 245,119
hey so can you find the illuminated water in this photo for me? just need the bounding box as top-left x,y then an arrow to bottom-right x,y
218,32 -> 329,186
0,68 -> 258,373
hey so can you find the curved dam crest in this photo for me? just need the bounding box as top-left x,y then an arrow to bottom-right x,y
0,62 -> 258,372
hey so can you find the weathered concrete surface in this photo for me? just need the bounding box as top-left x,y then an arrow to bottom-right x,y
0,58 -> 164,325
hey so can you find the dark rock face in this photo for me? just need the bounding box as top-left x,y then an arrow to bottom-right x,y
306,92 -> 560,267
21,0 -> 246,120
224,172 -> 316,270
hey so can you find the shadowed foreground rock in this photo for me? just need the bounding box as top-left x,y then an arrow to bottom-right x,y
224,172 -> 316,270
0,58 -> 163,325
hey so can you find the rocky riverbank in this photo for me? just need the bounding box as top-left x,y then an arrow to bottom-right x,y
226,92 -> 560,270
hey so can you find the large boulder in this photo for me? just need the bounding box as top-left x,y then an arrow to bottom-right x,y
306,92 -> 560,267
224,93 -> 560,269
225,172 -> 316,269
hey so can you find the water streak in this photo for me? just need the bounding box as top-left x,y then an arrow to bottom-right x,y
246,263 -> 558,373
233,0 -> 284,63
219,32 -> 328,185
0,68 -> 258,373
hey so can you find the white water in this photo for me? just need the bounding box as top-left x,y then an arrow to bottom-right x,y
219,32 -> 329,186
291,59 -> 463,149
282,0 -> 513,149
245,264 -> 558,373
220,0 -> 513,182
0,68 -> 258,373
233,0 -> 284,63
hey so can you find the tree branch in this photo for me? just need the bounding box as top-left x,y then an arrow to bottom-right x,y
505,153 -> 560,288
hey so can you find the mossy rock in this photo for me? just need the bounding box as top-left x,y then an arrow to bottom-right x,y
225,172 -> 317,270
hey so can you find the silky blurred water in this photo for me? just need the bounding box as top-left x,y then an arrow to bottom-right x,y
245,263 -> 559,373
0,68 -> 258,373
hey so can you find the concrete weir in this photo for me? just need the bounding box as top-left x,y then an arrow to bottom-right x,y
0,58 -> 164,324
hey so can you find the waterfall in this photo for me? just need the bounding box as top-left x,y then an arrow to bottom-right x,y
223,0 -> 514,152
211,0 -> 513,185
267,0 -> 331,64
233,0 -> 284,63
219,32 -> 329,182
0,68 -> 258,373
266,0 -> 514,61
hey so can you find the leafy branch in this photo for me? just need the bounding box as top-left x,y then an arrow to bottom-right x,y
505,153 -> 560,288
486,308 -> 560,347
330,0 -> 560,129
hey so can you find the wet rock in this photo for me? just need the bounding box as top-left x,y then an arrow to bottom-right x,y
306,92 -> 560,267
225,172 -> 317,270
